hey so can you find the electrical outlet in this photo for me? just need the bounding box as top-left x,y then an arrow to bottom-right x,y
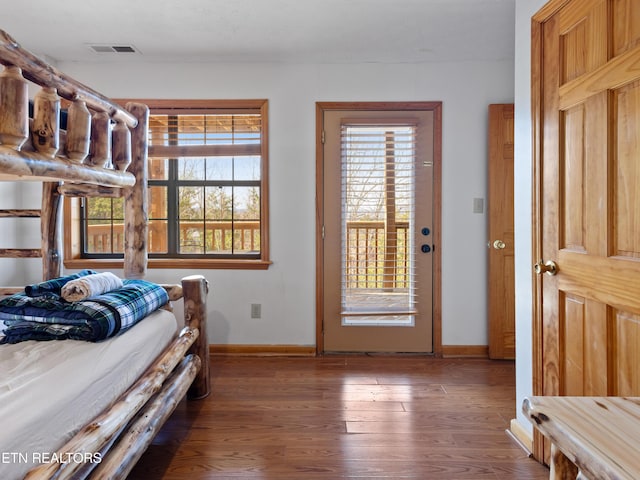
251,303 -> 261,319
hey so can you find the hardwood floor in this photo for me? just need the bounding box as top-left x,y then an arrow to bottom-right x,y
129,356 -> 549,479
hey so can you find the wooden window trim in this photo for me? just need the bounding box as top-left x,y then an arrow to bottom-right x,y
63,99 -> 270,270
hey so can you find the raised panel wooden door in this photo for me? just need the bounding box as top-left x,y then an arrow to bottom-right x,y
533,0 -> 640,459
488,104 -> 515,360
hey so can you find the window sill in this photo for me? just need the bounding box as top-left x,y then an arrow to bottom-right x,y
64,258 -> 272,271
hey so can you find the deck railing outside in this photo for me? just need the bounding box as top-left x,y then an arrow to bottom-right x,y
86,220 -> 261,254
344,220 -> 410,289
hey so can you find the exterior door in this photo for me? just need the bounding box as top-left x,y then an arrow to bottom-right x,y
488,104 -> 515,360
533,0 -> 640,461
317,103 -> 441,353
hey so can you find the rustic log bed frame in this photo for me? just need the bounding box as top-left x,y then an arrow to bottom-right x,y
0,29 -> 210,479
523,396 -> 640,480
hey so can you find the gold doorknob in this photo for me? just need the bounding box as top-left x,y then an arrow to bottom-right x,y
534,260 -> 557,276
493,240 -> 506,250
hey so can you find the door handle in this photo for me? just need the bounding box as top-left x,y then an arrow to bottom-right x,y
534,259 -> 557,276
421,244 -> 432,253
492,240 -> 506,250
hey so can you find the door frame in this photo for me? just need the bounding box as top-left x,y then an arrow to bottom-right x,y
315,101 -> 443,356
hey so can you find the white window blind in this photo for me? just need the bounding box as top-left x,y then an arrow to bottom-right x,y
340,123 -> 417,326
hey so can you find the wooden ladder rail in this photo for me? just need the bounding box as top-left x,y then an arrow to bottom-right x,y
0,206 -> 43,261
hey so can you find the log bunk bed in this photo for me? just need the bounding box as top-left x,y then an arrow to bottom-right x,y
0,30 -> 210,479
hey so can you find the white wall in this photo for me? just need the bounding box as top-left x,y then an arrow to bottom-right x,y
0,182 -> 20,286
7,58 -> 514,347
514,0 -> 547,435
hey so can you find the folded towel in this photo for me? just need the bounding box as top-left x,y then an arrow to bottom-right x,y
25,269 -> 97,297
61,272 -> 124,302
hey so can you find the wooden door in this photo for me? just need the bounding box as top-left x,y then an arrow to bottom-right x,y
532,0 -> 640,461
488,104 -> 515,360
316,102 -> 442,354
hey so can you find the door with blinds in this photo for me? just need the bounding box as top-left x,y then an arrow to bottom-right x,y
320,105 -> 438,353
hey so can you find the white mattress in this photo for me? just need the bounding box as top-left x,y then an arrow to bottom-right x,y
0,309 -> 178,479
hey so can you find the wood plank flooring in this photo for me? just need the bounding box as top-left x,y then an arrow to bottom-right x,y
129,356 -> 549,479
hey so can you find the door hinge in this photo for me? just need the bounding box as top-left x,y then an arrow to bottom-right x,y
321,130 -> 325,144
322,225 -> 325,239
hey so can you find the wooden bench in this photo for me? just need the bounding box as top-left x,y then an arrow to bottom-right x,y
523,396 -> 640,480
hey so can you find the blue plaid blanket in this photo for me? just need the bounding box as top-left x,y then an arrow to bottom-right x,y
0,271 -> 169,343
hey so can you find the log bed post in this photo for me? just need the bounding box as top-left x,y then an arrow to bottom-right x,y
65,98 -> 92,162
31,86 -> 60,157
41,181 -> 63,280
88,111 -> 111,167
112,121 -> 132,171
182,274 -> 210,399
123,103 -> 148,279
0,65 -> 28,149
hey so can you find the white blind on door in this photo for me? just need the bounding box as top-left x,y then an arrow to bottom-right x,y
340,123 -> 417,326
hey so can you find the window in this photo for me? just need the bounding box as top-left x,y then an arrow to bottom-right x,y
341,124 -> 417,326
68,99 -> 270,270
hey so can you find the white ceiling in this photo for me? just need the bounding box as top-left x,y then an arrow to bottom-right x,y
2,0 -> 515,64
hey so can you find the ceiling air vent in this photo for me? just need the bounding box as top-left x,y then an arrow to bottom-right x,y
87,44 -> 140,54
